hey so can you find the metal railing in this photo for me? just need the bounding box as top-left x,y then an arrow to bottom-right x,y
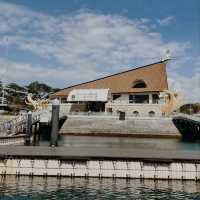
108,100 -> 161,105
173,113 -> 200,122
67,111 -> 119,117
0,115 -> 27,136
0,135 -> 27,145
0,108 -> 67,136
0,111 -> 42,136
66,111 -> 170,118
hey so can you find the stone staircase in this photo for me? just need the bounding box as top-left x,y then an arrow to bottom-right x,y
60,115 -> 180,137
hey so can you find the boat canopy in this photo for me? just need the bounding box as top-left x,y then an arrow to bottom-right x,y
67,89 -> 110,102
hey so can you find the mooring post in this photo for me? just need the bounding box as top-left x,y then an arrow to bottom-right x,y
26,111 -> 32,144
33,123 -> 38,145
50,99 -> 60,147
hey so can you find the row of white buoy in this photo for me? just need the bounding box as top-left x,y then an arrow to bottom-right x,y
0,159 -> 199,180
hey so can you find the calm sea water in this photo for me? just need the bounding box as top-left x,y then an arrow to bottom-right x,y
52,135 -> 200,151
0,176 -> 200,200
7,135 -> 200,199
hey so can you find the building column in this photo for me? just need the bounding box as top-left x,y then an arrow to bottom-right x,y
149,94 -> 153,104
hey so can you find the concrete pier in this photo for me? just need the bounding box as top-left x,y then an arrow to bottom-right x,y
0,146 -> 200,180
60,115 -> 180,138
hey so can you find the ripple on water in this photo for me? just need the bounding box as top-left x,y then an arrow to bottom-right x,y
0,177 -> 200,199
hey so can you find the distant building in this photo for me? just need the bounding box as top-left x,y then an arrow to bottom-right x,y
51,60 -> 169,116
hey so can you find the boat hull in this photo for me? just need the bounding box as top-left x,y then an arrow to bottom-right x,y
172,115 -> 200,140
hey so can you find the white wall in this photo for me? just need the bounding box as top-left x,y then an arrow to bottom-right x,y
105,103 -> 162,116
107,93 -> 162,116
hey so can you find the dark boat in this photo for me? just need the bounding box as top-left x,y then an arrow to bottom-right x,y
172,114 -> 200,140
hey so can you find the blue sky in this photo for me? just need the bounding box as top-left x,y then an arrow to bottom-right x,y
0,0 -> 199,102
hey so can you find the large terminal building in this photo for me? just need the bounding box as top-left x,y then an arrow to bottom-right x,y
51,60 -> 169,117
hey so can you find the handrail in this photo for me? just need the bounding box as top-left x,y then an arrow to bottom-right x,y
173,113 -> 200,122
0,111 -> 42,136
0,108 -> 67,136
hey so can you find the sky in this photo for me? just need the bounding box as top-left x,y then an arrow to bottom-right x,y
0,0 -> 199,102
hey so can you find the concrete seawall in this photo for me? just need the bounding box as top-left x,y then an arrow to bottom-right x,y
59,115 -> 180,137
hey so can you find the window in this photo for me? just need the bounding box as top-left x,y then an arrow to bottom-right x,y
71,95 -> 75,100
129,95 -> 134,103
133,111 -> 139,117
132,80 -> 147,88
152,94 -> 159,104
113,94 -> 121,100
149,111 -> 155,117
135,95 -> 149,103
129,94 -> 149,104
61,97 -> 67,103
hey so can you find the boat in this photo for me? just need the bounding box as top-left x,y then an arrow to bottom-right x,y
172,114 -> 200,140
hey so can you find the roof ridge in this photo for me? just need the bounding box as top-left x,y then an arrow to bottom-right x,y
61,60 -> 165,91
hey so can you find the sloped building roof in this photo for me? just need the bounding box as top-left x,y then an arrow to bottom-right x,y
52,61 -> 168,98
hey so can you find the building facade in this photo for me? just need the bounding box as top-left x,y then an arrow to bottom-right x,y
51,61 -> 169,116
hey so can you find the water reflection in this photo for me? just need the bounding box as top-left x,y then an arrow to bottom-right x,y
54,135 -> 200,151
0,176 -> 200,199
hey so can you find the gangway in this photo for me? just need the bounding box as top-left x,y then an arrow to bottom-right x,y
0,106 -> 67,137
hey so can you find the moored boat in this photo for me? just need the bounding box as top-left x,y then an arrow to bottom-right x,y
172,114 -> 200,140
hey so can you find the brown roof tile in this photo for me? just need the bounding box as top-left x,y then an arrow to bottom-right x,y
52,61 -> 168,97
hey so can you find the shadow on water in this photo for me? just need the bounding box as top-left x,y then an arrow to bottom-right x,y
55,135 -> 200,152
38,129 -> 200,151
0,176 -> 200,199
179,137 -> 200,151
39,117 -> 67,143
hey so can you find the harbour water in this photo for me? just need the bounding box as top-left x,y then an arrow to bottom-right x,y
0,176 -> 200,199
2,135 -> 200,199
42,135 -> 200,152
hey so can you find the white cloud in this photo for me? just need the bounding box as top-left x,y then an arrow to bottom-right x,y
0,2 -> 199,102
0,3 -> 189,70
168,69 -> 200,103
0,58 -> 106,87
194,56 -> 200,66
157,16 -> 175,26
